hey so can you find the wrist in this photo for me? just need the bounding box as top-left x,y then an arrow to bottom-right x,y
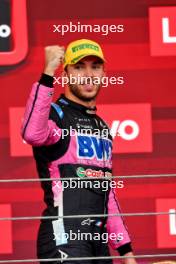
43,67 -> 56,77
117,242 -> 133,256
122,252 -> 137,264
39,73 -> 54,88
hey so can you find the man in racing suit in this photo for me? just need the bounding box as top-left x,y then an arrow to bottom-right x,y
21,39 -> 137,264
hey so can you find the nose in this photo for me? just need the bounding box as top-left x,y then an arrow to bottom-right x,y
83,67 -> 94,78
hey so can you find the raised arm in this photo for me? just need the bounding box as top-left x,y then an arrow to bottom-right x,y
21,46 -> 65,146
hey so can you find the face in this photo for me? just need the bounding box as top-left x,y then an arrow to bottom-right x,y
64,56 -> 105,102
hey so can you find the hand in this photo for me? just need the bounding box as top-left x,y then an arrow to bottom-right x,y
44,45 -> 65,76
122,252 -> 137,264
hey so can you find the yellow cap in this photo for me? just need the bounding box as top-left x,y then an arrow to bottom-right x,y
63,39 -> 105,68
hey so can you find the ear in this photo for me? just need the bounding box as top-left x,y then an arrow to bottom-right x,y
61,70 -> 67,78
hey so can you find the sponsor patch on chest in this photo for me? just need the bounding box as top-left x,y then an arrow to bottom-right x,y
76,135 -> 112,161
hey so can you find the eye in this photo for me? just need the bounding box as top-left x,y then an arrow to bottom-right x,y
74,64 -> 84,70
92,64 -> 102,69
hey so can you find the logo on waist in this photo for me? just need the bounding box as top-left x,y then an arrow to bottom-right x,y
76,167 -> 112,178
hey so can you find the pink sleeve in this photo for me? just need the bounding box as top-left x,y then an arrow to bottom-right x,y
106,188 -> 131,249
21,82 -> 62,146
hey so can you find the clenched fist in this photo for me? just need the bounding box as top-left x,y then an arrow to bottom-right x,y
44,45 -> 65,76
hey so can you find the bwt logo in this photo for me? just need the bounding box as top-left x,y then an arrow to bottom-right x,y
149,6 -> 176,56
77,135 -> 112,161
156,199 -> 176,248
0,0 -> 28,66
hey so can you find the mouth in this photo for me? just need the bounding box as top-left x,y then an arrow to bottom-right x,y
82,84 -> 95,91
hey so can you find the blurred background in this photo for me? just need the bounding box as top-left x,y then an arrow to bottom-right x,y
0,0 -> 176,263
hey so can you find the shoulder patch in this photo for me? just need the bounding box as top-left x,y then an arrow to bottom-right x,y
51,103 -> 64,119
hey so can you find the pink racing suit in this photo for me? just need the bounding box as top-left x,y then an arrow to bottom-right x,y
21,74 -> 132,263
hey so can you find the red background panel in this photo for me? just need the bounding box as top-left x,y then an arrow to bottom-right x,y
0,0 -> 28,65
97,104 -> 152,153
9,108 -> 32,156
0,204 -> 12,254
156,199 -> 176,248
149,6 -> 176,56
